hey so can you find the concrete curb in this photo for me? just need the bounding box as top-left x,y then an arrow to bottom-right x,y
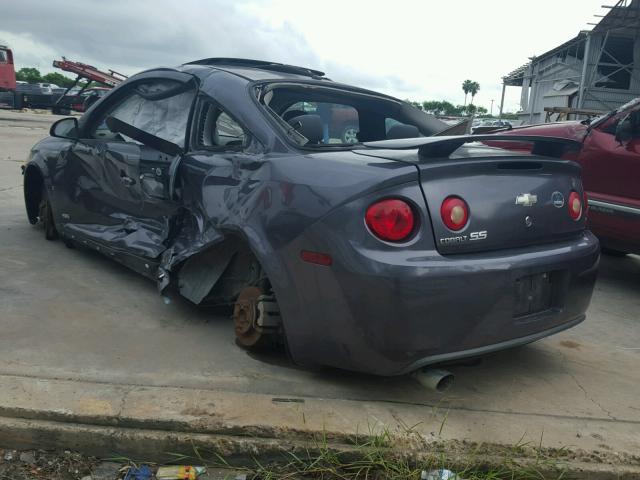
0,374 -> 638,479
2,415 -> 640,480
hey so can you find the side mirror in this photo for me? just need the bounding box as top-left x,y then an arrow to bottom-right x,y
50,117 -> 79,139
615,116 -> 633,144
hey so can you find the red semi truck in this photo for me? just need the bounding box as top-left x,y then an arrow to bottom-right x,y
0,45 -> 17,103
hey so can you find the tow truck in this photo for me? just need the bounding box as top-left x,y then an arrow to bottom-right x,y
1,52 -> 127,112
49,58 -> 127,114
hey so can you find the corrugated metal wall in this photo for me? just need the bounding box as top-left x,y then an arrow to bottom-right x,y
520,32 -> 640,123
580,32 -> 640,112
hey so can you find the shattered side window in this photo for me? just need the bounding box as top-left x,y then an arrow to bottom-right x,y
94,80 -> 196,147
260,84 -> 445,148
282,102 -> 360,144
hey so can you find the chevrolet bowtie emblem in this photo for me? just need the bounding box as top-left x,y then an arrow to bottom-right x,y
515,193 -> 538,207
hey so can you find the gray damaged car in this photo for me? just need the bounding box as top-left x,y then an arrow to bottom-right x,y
22,58 -> 599,375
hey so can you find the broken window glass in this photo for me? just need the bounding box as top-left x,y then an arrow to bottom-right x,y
260,84 -> 446,147
93,80 -> 196,146
595,36 -> 634,90
111,89 -> 195,146
283,102 -> 360,144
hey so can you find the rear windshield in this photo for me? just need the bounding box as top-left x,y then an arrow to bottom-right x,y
258,83 -> 446,147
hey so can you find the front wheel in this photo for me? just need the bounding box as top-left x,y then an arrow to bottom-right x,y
38,186 -> 58,241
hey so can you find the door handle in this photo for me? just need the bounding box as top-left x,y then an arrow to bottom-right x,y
120,175 -> 136,186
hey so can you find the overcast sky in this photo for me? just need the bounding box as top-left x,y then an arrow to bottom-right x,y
0,0 -> 607,112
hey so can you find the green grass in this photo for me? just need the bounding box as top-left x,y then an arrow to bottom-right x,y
111,425 -> 574,480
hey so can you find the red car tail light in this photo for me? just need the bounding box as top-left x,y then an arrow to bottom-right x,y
440,196 -> 469,231
568,191 -> 582,221
365,199 -> 415,242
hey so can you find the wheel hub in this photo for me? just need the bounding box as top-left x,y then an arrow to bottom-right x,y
233,286 -> 264,347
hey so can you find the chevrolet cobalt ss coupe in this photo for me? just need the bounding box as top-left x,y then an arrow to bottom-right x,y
22,59 -> 599,375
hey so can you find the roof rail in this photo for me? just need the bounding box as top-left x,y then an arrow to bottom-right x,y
185,57 -> 325,78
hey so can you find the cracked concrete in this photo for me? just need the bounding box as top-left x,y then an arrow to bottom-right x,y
567,368 -> 617,422
0,110 -> 639,476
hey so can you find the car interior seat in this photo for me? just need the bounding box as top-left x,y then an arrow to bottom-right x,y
386,124 -> 420,139
287,114 -> 324,144
283,110 -> 307,123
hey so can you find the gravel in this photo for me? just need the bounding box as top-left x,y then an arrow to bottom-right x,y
0,448 -> 97,480
0,448 -> 245,479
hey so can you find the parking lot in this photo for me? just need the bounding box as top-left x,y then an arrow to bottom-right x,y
0,111 -> 639,468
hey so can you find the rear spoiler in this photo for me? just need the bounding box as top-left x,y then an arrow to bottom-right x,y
361,135 -> 582,159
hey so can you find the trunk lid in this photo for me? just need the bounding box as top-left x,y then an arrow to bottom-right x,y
354,137 -> 586,254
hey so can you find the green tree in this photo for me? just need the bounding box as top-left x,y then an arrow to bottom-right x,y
15,67 -> 42,83
422,100 -> 461,116
469,81 -> 480,105
475,106 -> 488,115
421,100 -> 439,114
462,79 -> 474,106
41,72 -> 75,88
405,99 -> 423,110
455,104 -> 468,115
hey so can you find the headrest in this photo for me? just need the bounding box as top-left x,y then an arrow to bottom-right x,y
283,109 -> 306,122
287,114 -> 323,144
387,124 -> 420,139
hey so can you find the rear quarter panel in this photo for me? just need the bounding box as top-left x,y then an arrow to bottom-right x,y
175,149 -> 420,366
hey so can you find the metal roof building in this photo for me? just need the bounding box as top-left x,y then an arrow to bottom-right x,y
501,0 -> 640,124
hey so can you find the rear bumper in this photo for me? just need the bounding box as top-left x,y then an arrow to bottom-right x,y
402,314 -> 584,374
281,229 -> 599,376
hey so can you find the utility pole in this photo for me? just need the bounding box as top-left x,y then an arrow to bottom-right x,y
490,99 -> 494,116
499,81 -> 506,120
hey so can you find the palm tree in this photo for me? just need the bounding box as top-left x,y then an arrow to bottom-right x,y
469,81 -> 480,105
462,80 -> 473,106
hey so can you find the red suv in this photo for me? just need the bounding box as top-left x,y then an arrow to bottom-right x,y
488,99 -> 640,255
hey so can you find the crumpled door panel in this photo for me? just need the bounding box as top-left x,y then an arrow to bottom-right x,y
63,213 -> 169,259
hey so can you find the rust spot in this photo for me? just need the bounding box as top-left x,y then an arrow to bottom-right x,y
560,340 -> 582,350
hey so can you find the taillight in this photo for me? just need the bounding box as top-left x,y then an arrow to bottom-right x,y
365,199 -> 415,242
440,196 -> 469,231
568,191 -> 582,220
